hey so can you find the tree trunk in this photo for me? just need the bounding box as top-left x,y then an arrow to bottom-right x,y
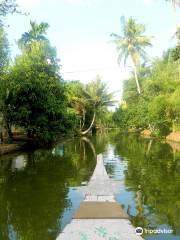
133,63 -> 141,94
81,112 -> 96,135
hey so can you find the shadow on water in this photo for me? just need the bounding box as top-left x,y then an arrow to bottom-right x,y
0,131 -> 180,239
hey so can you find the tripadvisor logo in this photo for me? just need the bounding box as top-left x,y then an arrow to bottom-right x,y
135,227 -> 143,236
135,227 -> 173,236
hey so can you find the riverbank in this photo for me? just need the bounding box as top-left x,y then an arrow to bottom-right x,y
0,142 -> 26,155
141,129 -> 180,143
0,133 -> 73,156
0,134 -> 35,156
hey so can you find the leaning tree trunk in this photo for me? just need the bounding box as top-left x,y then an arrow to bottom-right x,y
133,63 -> 141,94
81,112 -> 96,135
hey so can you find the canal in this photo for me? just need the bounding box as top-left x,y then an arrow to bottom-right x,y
0,131 -> 180,240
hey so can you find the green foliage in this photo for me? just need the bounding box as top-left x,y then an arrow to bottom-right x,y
18,21 -> 50,51
66,77 -> 116,134
171,46 -> 180,61
113,107 -> 129,129
1,21 -> 74,144
82,77 -> 116,109
113,51 -> 180,136
66,81 -> 86,130
80,77 -> 116,134
6,52 -> 68,144
148,95 -> 172,135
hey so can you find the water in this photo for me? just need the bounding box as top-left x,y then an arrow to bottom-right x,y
0,131 -> 180,240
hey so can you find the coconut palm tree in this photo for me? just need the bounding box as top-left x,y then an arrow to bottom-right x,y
111,17 -> 153,94
81,77 -> 116,135
18,21 -> 49,50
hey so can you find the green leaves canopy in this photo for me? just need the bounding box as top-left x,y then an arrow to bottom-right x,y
2,21 -> 72,144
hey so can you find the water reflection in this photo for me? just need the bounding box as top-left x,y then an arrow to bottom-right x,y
0,138 -> 96,240
11,155 -> 27,171
111,133 -> 180,239
0,132 -> 180,240
52,144 -> 64,157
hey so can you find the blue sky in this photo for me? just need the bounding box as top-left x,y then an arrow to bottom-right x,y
5,0 -> 180,100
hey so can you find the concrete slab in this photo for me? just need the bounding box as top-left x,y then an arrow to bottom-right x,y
73,202 -> 129,219
56,154 -> 144,240
57,219 -> 143,240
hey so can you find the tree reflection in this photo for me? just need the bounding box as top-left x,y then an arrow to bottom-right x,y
112,133 -> 180,234
0,133 -> 179,239
0,138 -> 96,240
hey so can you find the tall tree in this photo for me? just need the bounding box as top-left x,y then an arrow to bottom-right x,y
4,21 -> 69,144
81,77 -> 116,135
18,21 -> 49,50
18,21 -> 59,72
111,17 -> 153,94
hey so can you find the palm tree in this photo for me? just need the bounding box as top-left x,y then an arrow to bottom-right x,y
18,21 -> 49,50
81,77 -> 116,135
111,17 -> 153,94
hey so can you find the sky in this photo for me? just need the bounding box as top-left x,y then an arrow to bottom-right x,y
4,0 -> 180,101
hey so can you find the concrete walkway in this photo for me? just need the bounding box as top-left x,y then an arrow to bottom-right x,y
56,154 -> 144,240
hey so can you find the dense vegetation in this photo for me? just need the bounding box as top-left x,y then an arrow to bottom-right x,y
0,0 -> 180,146
113,46 -> 180,136
0,2 -> 115,145
112,10 -> 180,136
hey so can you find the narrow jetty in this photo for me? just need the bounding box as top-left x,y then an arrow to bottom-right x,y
57,154 -> 143,240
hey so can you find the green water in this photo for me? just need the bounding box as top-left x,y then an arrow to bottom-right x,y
0,132 -> 180,240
